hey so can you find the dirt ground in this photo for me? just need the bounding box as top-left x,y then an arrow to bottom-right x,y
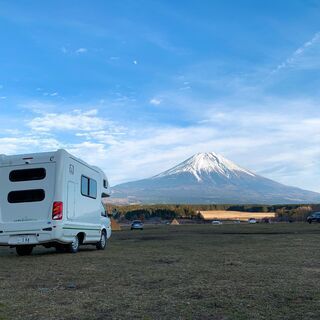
0,223 -> 320,320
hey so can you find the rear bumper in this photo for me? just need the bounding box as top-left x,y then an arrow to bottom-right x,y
0,221 -> 58,246
0,222 -> 112,246
0,232 -> 54,246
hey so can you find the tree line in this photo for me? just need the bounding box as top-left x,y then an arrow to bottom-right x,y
107,203 -> 320,222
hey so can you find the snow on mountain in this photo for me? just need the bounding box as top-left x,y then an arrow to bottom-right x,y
154,152 -> 255,181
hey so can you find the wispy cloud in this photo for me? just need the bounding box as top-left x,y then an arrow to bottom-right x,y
28,109 -> 109,132
0,136 -> 62,155
272,31 -> 320,73
75,47 -> 88,54
61,46 -> 88,55
61,46 -> 68,54
150,98 -> 161,105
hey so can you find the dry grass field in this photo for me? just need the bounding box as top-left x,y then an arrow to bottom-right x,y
0,223 -> 320,320
199,210 -> 275,221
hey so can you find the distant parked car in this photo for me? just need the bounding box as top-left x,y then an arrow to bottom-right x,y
212,220 -> 222,225
248,218 -> 257,224
234,220 -> 241,224
131,220 -> 144,230
306,212 -> 320,224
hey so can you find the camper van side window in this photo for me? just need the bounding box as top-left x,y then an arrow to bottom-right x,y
81,175 -> 97,199
9,168 -> 46,182
89,179 -> 97,198
8,189 -> 45,203
81,176 -> 89,197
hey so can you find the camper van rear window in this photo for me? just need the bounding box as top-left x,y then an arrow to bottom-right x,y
81,176 -> 97,199
8,189 -> 45,203
9,168 -> 46,182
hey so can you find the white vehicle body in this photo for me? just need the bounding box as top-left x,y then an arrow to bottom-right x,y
0,149 -> 111,252
211,220 -> 222,225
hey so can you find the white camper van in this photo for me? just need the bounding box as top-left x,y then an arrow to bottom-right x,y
0,149 -> 112,255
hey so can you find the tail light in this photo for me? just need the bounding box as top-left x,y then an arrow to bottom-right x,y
52,201 -> 63,220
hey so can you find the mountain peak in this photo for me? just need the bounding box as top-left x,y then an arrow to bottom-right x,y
154,152 -> 255,181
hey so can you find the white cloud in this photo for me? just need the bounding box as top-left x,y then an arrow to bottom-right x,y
179,86 -> 191,90
61,47 -> 88,55
20,101 -> 57,114
149,98 -> 161,105
76,48 -> 88,54
0,136 -> 62,155
27,109 -> 108,132
68,141 -> 109,166
81,109 -> 98,116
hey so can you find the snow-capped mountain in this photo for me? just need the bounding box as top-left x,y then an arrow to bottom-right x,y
111,152 -> 320,204
154,152 -> 255,181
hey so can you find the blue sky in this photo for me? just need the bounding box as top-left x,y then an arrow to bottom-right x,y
0,0 -> 320,191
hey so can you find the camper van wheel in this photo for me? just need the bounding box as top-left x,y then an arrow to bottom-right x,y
16,245 -> 34,256
66,235 -> 80,253
96,230 -> 107,250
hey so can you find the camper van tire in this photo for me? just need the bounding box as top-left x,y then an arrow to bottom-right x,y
16,245 -> 34,256
66,235 -> 80,253
96,230 -> 107,250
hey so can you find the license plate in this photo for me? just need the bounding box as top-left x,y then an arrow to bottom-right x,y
9,235 -> 37,245
17,236 -> 32,244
